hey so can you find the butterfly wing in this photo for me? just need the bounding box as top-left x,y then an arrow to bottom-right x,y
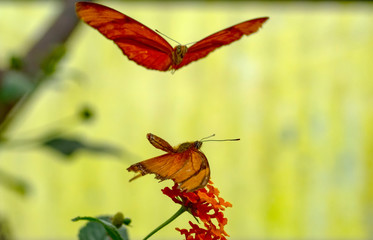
76,2 -> 174,71
177,150 -> 210,192
174,17 -> 269,70
127,150 -> 210,192
147,133 -> 175,153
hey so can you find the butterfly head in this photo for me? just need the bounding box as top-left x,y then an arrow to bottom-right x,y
175,141 -> 203,153
172,45 -> 188,65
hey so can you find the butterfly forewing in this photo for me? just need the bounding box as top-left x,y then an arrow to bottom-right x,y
175,17 -> 269,70
147,133 -> 175,153
128,152 -> 187,180
76,2 -> 174,70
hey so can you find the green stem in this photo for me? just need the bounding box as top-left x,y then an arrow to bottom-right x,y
143,206 -> 186,240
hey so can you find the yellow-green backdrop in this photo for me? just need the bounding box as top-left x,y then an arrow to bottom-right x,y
0,1 -> 372,239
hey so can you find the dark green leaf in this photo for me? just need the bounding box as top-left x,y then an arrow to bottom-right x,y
43,137 -> 85,156
77,220 -> 107,240
72,216 -> 128,240
43,137 -> 122,157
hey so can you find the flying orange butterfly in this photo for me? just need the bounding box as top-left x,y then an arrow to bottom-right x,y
127,133 -> 239,192
75,2 -> 269,72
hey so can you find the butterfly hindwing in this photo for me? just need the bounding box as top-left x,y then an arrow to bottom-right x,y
177,150 -> 210,192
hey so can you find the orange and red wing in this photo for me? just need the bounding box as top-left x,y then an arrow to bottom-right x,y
174,17 -> 269,70
76,2 -> 174,71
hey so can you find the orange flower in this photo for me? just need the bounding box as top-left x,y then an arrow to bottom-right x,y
162,181 -> 232,240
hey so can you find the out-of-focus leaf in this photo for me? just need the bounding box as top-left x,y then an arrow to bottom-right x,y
43,136 -> 122,157
0,71 -> 33,102
41,44 -> 66,77
72,215 -> 129,240
0,168 -> 30,196
43,137 -> 84,156
9,55 -> 23,70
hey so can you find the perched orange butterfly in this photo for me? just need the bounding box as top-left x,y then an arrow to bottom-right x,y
127,133 -> 239,192
75,2 -> 269,72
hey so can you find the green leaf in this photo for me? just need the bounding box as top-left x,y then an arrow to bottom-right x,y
43,137 -> 122,157
72,216 -> 128,240
77,220 -> 107,240
0,168 -> 30,196
0,71 -> 33,102
43,137 -> 85,156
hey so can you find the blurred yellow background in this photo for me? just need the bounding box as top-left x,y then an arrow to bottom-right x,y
0,1 -> 372,239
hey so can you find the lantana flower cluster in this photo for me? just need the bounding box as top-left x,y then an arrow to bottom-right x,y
162,181 -> 232,240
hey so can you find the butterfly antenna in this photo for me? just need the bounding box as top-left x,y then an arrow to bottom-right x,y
200,134 -> 216,141
203,138 -> 240,142
155,29 -> 181,45
200,134 -> 240,142
184,41 -> 197,46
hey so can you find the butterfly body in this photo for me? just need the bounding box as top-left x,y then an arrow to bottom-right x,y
76,2 -> 268,71
175,141 -> 202,153
127,133 -> 209,192
171,45 -> 188,69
